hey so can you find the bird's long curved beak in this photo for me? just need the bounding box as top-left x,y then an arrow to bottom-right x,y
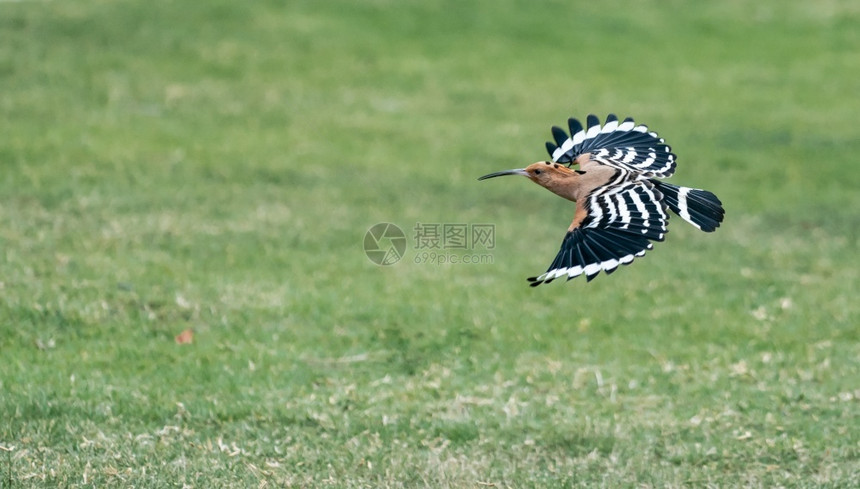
478,169 -> 528,180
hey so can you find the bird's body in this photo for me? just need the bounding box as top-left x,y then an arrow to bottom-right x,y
479,114 -> 724,286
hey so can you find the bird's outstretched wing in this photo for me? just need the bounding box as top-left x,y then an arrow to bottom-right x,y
545,114 -> 676,178
527,179 -> 668,286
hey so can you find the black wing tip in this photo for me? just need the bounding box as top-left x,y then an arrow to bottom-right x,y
697,212 -> 725,232
568,117 -> 583,136
551,126 -> 568,146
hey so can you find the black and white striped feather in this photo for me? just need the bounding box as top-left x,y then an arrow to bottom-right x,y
651,180 -> 724,232
545,114 -> 677,178
528,178 -> 668,286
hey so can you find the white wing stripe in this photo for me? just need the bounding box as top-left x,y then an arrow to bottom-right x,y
560,138 -> 574,154
600,258 -> 619,271
629,190 -> 650,226
618,121 -> 635,131
601,120 -> 619,133
677,186 -> 692,223
622,149 -> 637,163
584,263 -> 601,276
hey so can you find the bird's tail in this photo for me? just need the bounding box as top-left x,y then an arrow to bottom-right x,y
650,180 -> 724,232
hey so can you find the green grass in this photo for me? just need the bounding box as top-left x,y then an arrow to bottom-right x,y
1,0 -> 858,487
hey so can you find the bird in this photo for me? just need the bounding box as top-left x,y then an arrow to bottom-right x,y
479,114 -> 724,286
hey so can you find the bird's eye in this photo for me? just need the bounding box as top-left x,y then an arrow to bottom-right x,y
534,169 -> 542,175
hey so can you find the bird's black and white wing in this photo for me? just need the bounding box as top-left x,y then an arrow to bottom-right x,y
545,114 -> 676,178
527,179 -> 668,286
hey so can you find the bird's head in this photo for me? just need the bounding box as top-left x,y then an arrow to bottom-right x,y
478,161 -> 580,188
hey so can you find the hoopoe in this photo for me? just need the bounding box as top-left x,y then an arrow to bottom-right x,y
479,114 -> 724,286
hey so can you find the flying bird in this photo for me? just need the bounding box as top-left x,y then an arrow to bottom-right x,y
479,114 -> 724,286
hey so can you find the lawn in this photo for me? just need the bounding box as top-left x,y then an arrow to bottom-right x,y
1,0 -> 858,487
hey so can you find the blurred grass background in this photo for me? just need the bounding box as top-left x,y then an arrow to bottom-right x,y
1,0 -> 858,487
